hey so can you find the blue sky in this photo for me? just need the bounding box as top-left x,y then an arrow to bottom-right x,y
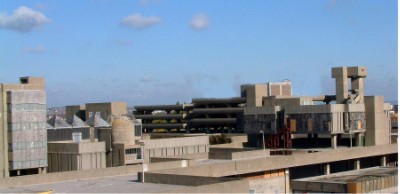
0,0 -> 397,107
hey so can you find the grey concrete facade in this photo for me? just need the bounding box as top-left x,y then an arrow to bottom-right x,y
0,77 -> 47,178
291,167 -> 397,193
365,96 -> 391,146
47,141 -> 106,172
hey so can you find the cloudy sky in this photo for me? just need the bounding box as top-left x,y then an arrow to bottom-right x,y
0,0 -> 397,107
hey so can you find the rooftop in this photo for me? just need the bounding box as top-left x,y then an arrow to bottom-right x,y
0,174 -> 186,193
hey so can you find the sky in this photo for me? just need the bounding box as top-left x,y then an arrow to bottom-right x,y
0,0 -> 398,107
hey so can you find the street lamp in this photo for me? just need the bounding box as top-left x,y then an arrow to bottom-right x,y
260,131 -> 266,157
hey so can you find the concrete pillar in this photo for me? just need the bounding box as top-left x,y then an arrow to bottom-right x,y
381,156 -> 387,167
353,159 -> 360,170
324,163 -> 330,175
331,134 -> 337,149
90,126 -> 95,142
365,96 -> 390,146
332,67 -> 348,104
355,133 -> 362,146
351,78 -> 364,103
284,169 -> 290,194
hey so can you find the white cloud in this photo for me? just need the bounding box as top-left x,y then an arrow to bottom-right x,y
23,46 -> 46,53
120,13 -> 161,29
0,6 -> 50,33
190,13 -> 209,30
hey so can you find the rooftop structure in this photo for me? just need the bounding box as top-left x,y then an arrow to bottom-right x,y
291,167 -> 397,193
0,77 -> 47,178
134,81 -> 292,133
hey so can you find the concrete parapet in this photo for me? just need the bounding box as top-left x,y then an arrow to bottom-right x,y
209,148 -> 268,160
142,172 -> 240,186
151,144 -> 397,178
0,159 -> 189,189
162,179 -> 250,193
291,167 -> 396,193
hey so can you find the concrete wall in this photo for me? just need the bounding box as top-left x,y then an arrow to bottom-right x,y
291,168 -> 398,193
47,142 -> 106,172
163,179 -> 250,193
209,148 -> 267,160
151,144 -> 397,177
142,136 -> 209,163
241,84 -> 268,107
143,172 -> 239,186
365,96 -> 391,146
85,102 -> 127,120
249,176 -> 285,194
150,152 -> 208,162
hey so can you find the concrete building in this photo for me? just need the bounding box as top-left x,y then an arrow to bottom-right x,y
0,67 -> 396,193
46,114 -> 106,173
134,81 -> 292,133
0,77 -> 47,177
47,141 -> 106,173
66,102 -> 127,121
244,66 -> 392,150
47,115 -> 90,142
291,167 -> 397,193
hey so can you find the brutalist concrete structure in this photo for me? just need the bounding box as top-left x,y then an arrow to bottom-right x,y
134,81 -> 292,133
47,115 -> 90,142
66,102 -> 128,121
244,66 -> 392,149
291,167 -> 397,193
0,77 -> 47,177
47,141 -> 106,173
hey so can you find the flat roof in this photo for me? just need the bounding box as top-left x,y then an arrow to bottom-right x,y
0,174 -> 186,193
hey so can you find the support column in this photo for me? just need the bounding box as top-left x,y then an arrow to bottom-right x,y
381,156 -> 387,167
355,133 -> 362,146
331,67 -> 348,104
324,163 -> 330,175
284,169 -> 290,194
331,134 -> 337,149
351,77 -> 364,103
353,159 -> 360,170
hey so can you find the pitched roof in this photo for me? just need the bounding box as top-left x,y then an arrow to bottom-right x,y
47,115 -> 71,129
67,115 -> 89,128
86,114 -> 111,127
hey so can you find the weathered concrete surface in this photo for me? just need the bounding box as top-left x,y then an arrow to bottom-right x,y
249,176 -> 285,194
0,160 -> 188,189
162,179 -> 250,193
209,148 -> 267,160
0,174 -> 187,193
291,167 -> 397,193
150,144 -> 397,177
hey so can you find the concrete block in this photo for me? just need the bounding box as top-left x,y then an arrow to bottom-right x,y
347,66 -> 367,77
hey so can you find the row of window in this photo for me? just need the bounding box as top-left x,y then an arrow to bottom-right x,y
8,141 -> 47,151
125,148 -> 142,159
7,103 -> 46,112
9,159 -> 47,170
8,122 -> 47,131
